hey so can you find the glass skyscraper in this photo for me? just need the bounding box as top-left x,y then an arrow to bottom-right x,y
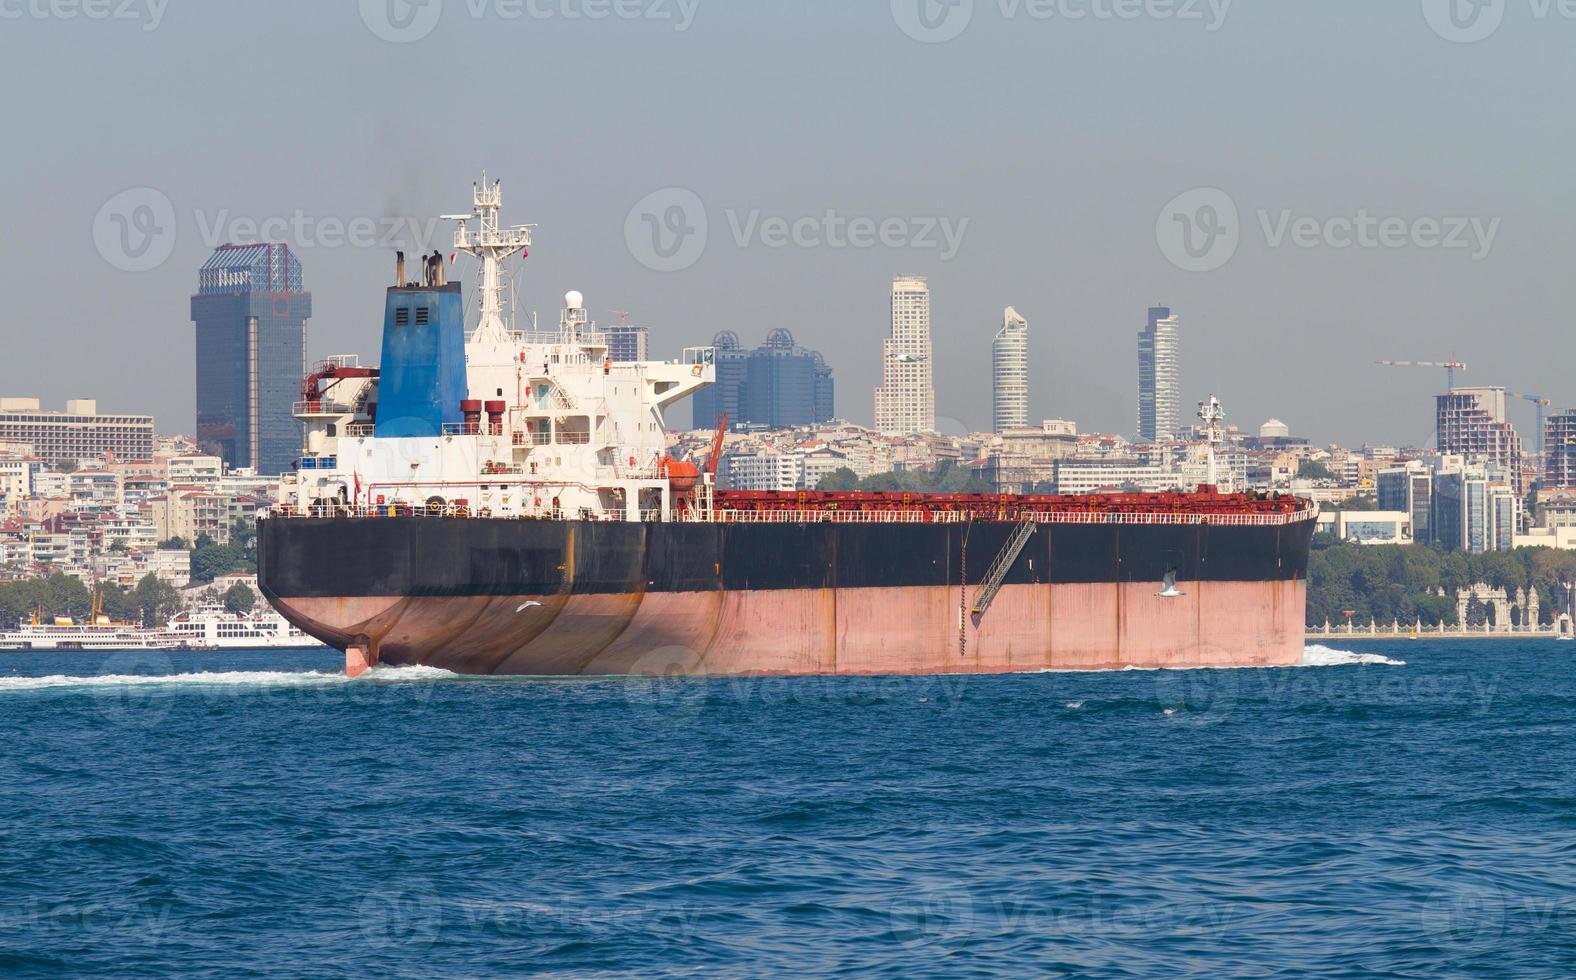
1137,306 -> 1180,442
993,307 -> 1029,432
691,329 -> 834,431
190,244 -> 311,474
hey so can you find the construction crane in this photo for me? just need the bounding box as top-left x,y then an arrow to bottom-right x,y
606,308 -> 632,326
1376,355 -> 1468,391
1510,392 -> 1553,457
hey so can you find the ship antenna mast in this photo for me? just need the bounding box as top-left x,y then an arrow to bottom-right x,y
1198,395 -> 1225,489
446,171 -> 534,343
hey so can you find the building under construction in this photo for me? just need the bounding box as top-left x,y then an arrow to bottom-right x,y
1436,388 -> 1523,494
1545,410 -> 1576,489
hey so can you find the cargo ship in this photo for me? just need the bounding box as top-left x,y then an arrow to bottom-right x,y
258,176 -> 1317,677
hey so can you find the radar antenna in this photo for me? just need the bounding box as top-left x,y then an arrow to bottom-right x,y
446,171 -> 534,343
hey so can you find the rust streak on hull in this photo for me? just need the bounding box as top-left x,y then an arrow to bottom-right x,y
269,580 -> 1306,677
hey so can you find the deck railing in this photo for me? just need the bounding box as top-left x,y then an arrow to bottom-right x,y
268,504 -> 1317,527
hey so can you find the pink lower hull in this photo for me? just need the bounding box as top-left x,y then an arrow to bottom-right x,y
273,580 -> 1306,676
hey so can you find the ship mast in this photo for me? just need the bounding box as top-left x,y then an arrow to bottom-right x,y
447,173 -> 534,343
1198,394 -> 1225,489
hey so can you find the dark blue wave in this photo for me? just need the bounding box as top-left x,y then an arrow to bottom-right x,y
0,642 -> 1572,977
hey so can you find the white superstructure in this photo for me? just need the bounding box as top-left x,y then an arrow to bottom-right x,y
278,176 -> 716,522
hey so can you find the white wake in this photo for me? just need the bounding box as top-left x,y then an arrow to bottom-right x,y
1300,645 -> 1407,668
0,664 -> 458,693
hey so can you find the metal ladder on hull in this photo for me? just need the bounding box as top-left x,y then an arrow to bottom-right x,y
971,521 -> 1037,622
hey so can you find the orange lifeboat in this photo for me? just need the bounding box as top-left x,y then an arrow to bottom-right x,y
659,457 -> 701,493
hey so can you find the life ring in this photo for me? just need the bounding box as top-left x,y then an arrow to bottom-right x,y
691,364 -> 703,377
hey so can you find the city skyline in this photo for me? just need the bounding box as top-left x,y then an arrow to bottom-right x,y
11,4 -> 1569,448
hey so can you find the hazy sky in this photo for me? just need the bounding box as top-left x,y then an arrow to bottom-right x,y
1,0 -> 1569,447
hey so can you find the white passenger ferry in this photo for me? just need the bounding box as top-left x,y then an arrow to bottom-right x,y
165,604 -> 326,650
0,607 -> 181,652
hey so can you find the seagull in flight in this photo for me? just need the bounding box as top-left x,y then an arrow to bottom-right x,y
516,601 -> 545,613
1157,571 -> 1186,599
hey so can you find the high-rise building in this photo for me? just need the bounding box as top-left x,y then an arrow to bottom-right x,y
190,244 -> 311,474
691,331 -> 747,430
813,353 -> 835,423
992,307 -> 1029,432
874,276 -> 936,435
0,398 -> 154,464
602,324 -> 650,363
1544,411 -> 1576,488
1436,387 -> 1523,494
1431,457 -> 1518,553
691,330 -> 833,430
1377,462 -> 1433,545
1137,306 -> 1181,442
744,329 -> 823,430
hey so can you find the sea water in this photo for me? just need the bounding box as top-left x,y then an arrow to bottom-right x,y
0,642 -> 1571,976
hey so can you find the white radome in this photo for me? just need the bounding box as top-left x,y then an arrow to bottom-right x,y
565,289 -> 584,310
